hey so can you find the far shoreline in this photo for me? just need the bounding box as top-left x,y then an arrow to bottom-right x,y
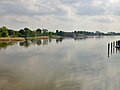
0,36 -> 49,42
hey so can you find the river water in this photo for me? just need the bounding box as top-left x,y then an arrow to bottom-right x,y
0,36 -> 120,90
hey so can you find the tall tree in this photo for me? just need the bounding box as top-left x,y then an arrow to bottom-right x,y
0,26 -> 9,37
36,28 -> 42,36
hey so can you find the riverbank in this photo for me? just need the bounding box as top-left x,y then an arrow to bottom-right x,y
0,37 -> 25,42
0,36 -> 49,42
26,36 -> 49,40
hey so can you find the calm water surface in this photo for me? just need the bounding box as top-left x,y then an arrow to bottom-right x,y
0,36 -> 120,90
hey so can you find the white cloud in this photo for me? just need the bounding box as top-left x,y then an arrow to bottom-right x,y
92,16 -> 114,23
0,0 -> 120,32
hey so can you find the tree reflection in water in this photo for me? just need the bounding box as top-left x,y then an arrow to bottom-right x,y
0,42 -> 15,50
0,38 -> 63,49
56,38 -> 63,43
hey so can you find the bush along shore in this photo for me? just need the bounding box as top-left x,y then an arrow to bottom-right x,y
0,37 -> 25,42
0,26 -> 62,41
0,36 -> 50,42
1,26 -> 120,42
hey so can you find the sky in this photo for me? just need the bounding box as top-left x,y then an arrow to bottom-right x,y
0,0 -> 120,32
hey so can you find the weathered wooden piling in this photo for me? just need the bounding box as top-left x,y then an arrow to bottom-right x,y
113,41 -> 115,47
108,43 -> 110,57
113,41 -> 115,53
116,41 -> 118,53
116,41 -> 118,46
111,42 -> 113,54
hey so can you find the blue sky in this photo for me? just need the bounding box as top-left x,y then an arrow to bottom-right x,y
0,0 -> 120,32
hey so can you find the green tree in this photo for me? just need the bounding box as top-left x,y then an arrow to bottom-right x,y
24,28 -> 32,37
59,31 -> 64,36
0,26 -> 9,37
56,30 -> 59,36
42,29 -> 48,36
36,28 -> 42,36
8,29 -> 18,37
19,29 -> 25,37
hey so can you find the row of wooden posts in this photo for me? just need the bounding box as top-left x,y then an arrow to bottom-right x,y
108,41 -> 119,57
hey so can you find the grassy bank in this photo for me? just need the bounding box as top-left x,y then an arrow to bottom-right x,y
50,35 -> 63,39
0,36 -> 50,42
26,36 -> 49,40
0,37 -> 25,42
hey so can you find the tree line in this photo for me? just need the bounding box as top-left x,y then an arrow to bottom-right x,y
0,26 -> 56,37
0,26 -> 120,38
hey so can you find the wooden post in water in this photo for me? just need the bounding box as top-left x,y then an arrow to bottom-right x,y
113,41 -> 115,53
116,41 -> 118,46
116,41 -> 118,53
113,41 -> 115,47
108,43 -> 110,57
111,42 -> 113,54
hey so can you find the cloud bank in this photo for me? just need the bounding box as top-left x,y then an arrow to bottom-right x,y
0,0 -> 120,32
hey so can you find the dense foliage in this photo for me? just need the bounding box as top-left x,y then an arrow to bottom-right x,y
0,26 -> 120,38
0,26 -> 55,37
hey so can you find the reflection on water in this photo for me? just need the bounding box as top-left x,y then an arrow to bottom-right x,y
107,41 -> 120,57
0,38 -> 63,49
0,42 -> 16,50
19,39 -> 49,47
116,48 -> 120,53
0,36 -> 120,90
56,38 -> 63,43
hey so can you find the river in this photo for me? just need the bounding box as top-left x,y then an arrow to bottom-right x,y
0,36 -> 120,90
